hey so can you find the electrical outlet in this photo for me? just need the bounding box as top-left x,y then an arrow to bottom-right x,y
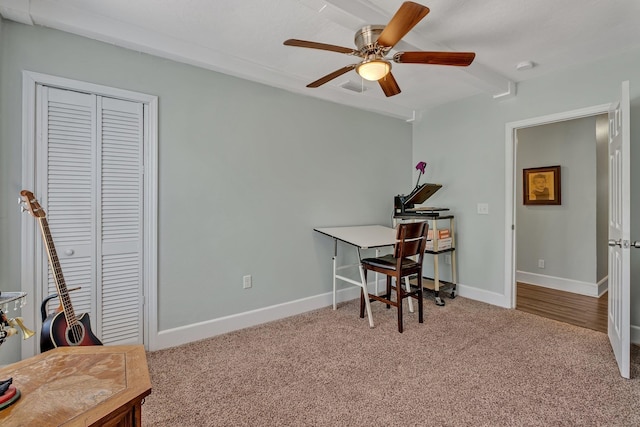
538,259 -> 545,269
477,203 -> 489,215
243,275 -> 252,289
444,254 -> 452,265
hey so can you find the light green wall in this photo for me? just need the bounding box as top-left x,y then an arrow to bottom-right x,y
0,20 -> 412,362
413,48 -> 640,326
516,117 -> 597,283
3,17 -> 639,364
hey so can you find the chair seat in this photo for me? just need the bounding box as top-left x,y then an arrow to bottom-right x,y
361,254 -> 419,271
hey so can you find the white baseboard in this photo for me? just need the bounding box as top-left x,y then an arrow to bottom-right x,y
152,281 -> 638,352
632,325 -> 640,345
517,271 -> 604,297
456,283 -> 510,308
596,276 -> 609,297
152,286 -> 362,351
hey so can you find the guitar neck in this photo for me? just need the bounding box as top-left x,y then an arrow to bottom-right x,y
38,217 -> 78,327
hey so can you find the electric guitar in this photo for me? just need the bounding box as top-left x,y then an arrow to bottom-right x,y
20,190 -> 103,352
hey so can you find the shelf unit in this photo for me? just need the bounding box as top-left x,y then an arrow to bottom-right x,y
393,214 -> 457,306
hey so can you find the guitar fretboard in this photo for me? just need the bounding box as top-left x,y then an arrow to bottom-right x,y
38,217 -> 78,328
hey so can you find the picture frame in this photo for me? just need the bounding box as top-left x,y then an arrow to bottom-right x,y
523,165 -> 561,205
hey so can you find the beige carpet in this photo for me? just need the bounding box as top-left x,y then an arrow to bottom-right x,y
143,296 -> 640,426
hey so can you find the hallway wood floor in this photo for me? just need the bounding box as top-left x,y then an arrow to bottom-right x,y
516,282 -> 608,333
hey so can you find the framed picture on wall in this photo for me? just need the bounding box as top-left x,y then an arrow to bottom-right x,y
523,165 -> 561,205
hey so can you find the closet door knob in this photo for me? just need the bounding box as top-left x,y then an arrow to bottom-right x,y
65,249 -> 75,256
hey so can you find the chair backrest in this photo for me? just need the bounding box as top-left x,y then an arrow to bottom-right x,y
394,221 -> 429,260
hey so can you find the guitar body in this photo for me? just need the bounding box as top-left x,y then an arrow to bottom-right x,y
40,310 -> 103,353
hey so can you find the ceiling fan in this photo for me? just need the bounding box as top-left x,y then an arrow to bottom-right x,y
283,1 -> 475,97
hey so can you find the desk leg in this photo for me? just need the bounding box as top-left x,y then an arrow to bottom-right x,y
358,264 -> 374,328
404,277 -> 415,313
332,255 -> 337,310
375,249 -> 380,296
332,239 -> 338,310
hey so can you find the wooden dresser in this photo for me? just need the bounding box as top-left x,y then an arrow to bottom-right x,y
0,345 -> 151,426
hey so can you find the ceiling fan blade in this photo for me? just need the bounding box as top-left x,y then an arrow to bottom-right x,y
394,51 -> 476,66
378,72 -> 401,97
284,39 -> 359,56
307,65 -> 357,88
376,2 -> 430,49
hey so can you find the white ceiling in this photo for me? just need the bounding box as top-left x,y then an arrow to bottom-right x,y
2,0 -> 640,120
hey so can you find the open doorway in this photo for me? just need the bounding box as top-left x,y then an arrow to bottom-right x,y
504,104 -> 612,311
513,114 -> 609,332
506,84 -> 631,378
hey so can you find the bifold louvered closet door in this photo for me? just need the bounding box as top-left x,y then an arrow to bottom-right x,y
39,86 -> 143,345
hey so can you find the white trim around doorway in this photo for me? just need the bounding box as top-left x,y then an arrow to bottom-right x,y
504,103 -> 612,309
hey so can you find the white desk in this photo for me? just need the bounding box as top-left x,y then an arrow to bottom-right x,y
314,225 -> 414,327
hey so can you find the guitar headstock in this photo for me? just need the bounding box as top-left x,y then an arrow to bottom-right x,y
20,190 -> 46,218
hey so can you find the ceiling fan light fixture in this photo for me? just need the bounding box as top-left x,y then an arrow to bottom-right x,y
356,58 -> 391,81
284,3 -> 475,97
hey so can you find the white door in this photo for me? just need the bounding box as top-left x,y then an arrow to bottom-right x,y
37,86 -> 144,346
607,81 -> 631,378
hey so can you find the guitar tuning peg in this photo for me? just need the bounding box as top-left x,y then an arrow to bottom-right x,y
17,197 -> 22,205
20,206 -> 27,213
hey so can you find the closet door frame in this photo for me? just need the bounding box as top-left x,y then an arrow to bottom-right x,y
21,71 -> 159,357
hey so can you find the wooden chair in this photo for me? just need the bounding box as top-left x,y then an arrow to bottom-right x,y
359,221 -> 429,332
